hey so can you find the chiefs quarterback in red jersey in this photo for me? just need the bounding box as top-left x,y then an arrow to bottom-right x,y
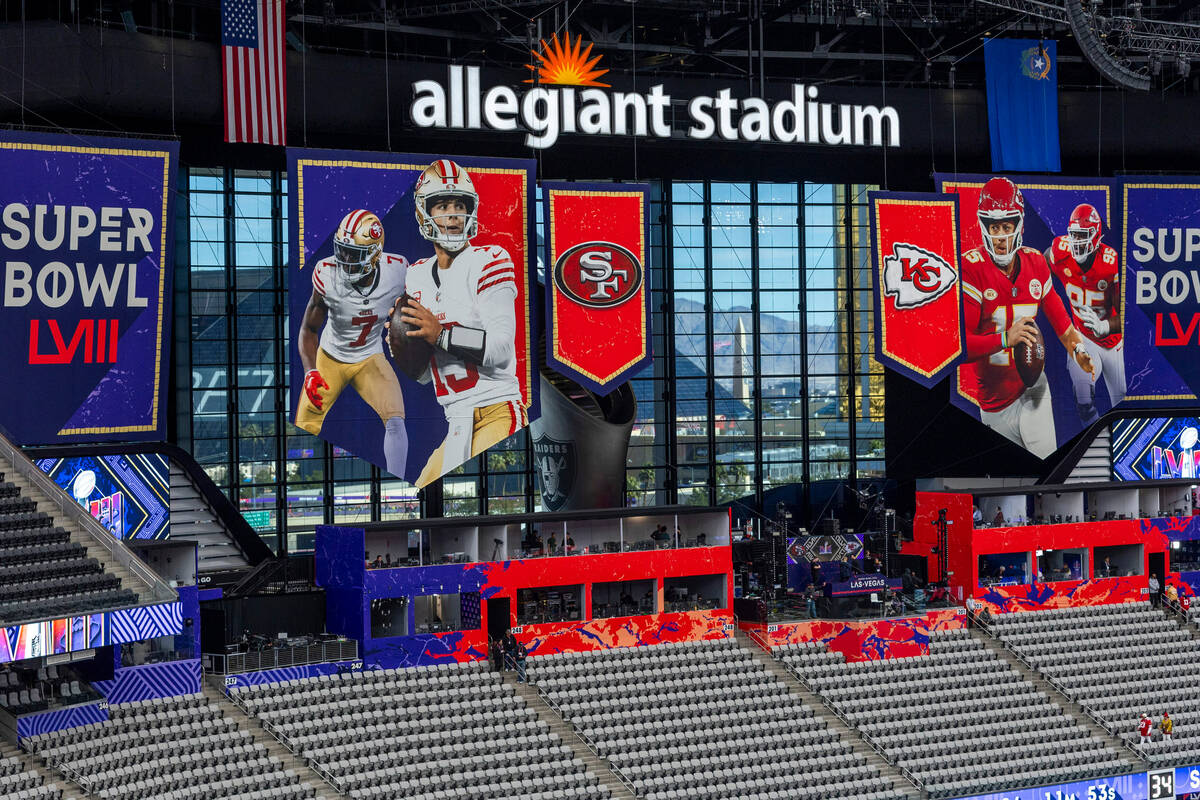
1044,203 -> 1124,423
961,178 -> 1095,458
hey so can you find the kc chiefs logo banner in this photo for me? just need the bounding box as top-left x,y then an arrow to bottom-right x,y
869,191 -> 965,387
543,183 -> 651,394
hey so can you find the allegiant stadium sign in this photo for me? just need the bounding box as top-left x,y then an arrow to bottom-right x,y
409,65 -> 900,151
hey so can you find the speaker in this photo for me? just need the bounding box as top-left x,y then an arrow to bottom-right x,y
530,370 -> 636,511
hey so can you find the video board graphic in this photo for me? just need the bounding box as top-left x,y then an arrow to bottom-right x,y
35,454 -> 169,539
1112,417 -> 1200,481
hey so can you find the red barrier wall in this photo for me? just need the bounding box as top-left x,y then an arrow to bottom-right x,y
912,492 -> 1173,614
514,609 -> 734,656
740,609 -> 965,661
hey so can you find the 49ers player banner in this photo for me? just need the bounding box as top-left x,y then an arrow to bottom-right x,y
287,148 -> 537,487
868,192 -> 965,388
937,174 -> 1119,459
541,183 -> 652,395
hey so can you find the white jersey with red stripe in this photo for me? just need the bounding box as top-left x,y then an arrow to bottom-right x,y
405,244 -> 521,414
313,253 -> 408,363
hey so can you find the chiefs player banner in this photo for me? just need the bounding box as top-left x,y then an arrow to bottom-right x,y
1121,180 -> 1200,402
542,183 -> 652,395
287,148 -> 537,487
0,130 -> 177,445
868,191 -> 965,388
936,174 -> 1120,459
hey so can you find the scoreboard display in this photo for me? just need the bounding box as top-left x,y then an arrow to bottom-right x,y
947,768 -> 1200,800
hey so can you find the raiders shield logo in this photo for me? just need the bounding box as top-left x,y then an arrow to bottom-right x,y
533,433 -> 576,511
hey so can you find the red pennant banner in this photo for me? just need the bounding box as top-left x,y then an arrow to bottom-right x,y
869,192 -> 965,387
543,184 -> 652,395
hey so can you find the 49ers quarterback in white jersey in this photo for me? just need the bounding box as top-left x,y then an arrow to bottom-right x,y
405,244 -> 522,412
392,160 -> 528,489
312,253 -> 408,362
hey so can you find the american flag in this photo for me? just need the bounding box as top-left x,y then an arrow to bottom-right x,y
221,0 -> 286,146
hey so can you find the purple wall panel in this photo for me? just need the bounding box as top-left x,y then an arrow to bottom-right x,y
92,659 -> 201,704
17,702 -> 108,739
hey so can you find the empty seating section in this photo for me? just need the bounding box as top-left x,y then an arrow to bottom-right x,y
0,477 -> 138,623
25,692 -> 315,800
0,751 -> 60,799
232,660 -> 610,800
991,601 -> 1200,764
782,628 -> 1133,798
528,639 -> 906,800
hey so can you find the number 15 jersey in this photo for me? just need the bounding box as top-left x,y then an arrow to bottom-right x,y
312,253 -> 409,363
961,246 -> 1070,413
406,244 -> 522,414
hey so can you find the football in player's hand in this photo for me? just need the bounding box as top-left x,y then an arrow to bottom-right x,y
1013,327 -> 1045,388
387,294 -> 433,379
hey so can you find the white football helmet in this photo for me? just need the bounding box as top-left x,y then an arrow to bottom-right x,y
414,159 -> 479,253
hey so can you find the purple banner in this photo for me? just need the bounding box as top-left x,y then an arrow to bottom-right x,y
287,149 -> 538,487
0,130 -> 176,444
1123,180 -> 1200,402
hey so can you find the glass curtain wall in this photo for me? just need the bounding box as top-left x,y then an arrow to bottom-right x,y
174,171 -> 881,551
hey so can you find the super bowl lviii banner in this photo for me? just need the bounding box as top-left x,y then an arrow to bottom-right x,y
542,183 -> 652,395
1122,180 -> 1200,402
936,174 -> 1118,458
288,149 -> 537,486
0,131 -> 177,444
868,192 -> 964,387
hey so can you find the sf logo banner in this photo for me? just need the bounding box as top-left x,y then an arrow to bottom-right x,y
543,184 -> 653,395
553,241 -> 643,308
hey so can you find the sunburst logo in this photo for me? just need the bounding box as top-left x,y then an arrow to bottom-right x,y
525,32 -> 610,87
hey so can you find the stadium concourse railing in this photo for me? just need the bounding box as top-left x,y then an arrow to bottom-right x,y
204,639 -> 359,675
224,688 -> 346,795
0,427 -> 177,622
971,609 -> 1147,767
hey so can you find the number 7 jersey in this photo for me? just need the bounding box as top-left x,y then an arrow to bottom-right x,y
312,253 -> 409,363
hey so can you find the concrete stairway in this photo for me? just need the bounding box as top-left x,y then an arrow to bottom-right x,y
0,740 -> 86,800
201,680 -> 343,800
735,631 -> 927,800
2,470 -> 145,600
168,464 -> 250,572
970,627 -> 1147,768
501,672 -> 638,800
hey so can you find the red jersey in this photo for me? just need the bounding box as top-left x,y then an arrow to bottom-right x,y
1045,237 -> 1121,349
961,246 -> 1074,412
1139,717 -> 1153,737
